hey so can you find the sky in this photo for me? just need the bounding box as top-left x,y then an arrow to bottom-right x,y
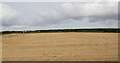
0,0 -> 119,31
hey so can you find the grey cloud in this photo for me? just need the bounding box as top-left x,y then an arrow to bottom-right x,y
1,3 -> 20,26
31,3 -> 118,26
1,2 -> 118,29
88,14 -> 118,22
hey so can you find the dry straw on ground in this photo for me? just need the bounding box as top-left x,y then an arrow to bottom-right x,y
0,36 -> 2,62
2,32 -> 118,61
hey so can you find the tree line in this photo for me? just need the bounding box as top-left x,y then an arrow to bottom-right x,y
1,28 -> 120,34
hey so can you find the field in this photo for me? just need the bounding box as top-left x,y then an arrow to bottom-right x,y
0,36 -> 2,62
2,32 -> 118,61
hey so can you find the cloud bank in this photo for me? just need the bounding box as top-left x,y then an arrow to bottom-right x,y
31,3 -> 118,26
1,2 -> 118,30
0,3 -> 19,26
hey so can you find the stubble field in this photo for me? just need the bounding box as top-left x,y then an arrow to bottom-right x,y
0,36 -> 2,62
2,32 -> 118,61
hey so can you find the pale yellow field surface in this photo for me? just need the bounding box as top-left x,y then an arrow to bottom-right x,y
2,32 -> 118,61
0,36 -> 2,62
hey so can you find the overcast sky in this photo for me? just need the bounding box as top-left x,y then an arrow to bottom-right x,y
0,2 -> 118,31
